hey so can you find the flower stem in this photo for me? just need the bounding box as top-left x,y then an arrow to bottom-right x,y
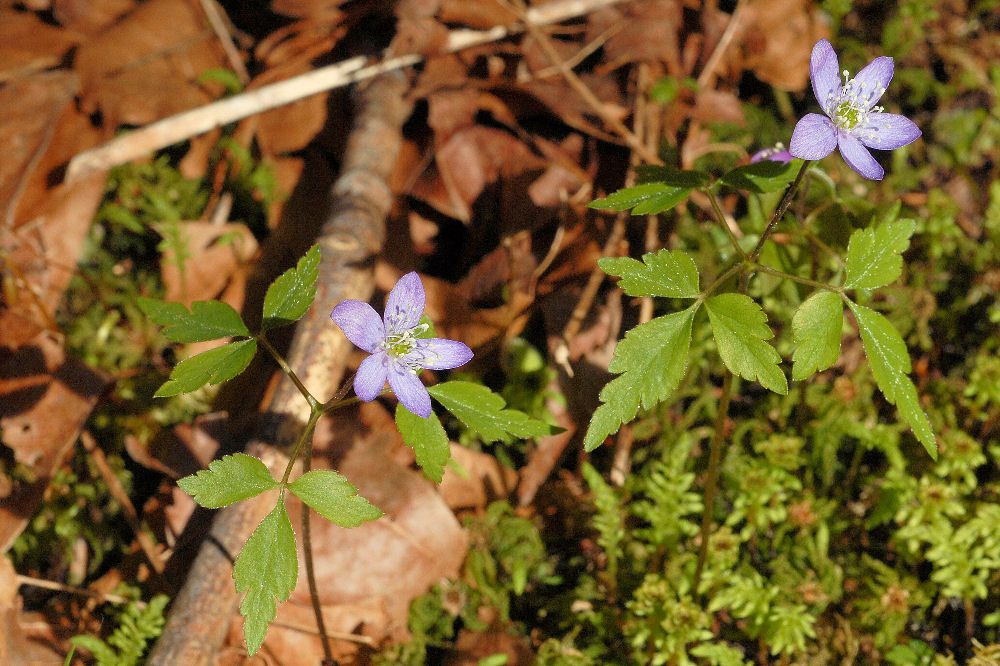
749,264 -> 844,293
704,187 -> 748,261
748,160 -> 812,264
299,433 -> 335,665
694,163 -> 812,594
693,370 -> 733,591
258,334 -> 320,410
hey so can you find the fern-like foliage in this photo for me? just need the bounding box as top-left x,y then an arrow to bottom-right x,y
70,594 -> 169,666
581,463 -> 626,583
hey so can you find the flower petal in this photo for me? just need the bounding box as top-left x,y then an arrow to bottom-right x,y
789,113 -> 838,160
809,39 -> 841,114
331,300 -> 385,353
354,352 -> 389,401
858,112 -> 921,150
410,338 -> 474,370
838,132 -> 884,180
383,271 -> 426,336
852,56 -> 894,110
387,362 -> 432,417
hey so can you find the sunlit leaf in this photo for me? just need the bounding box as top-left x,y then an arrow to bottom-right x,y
584,306 -> 697,451
177,453 -> 278,508
427,381 -> 555,445
848,301 -> 936,459
262,244 -> 321,331
138,298 -> 249,342
394,404 -> 451,482
705,293 -> 787,394
234,500 -> 297,655
289,470 -> 382,526
154,339 -> 257,397
791,291 -> 843,381
598,249 -> 700,298
843,219 -> 916,290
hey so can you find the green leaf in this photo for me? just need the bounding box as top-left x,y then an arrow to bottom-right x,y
598,249 -> 700,298
791,291 -> 844,381
848,301 -> 936,459
234,500 -> 297,656
843,218 -> 915,289
154,339 -> 257,397
583,306 -> 697,451
427,381 -> 555,444
588,182 -> 695,215
705,293 -> 787,394
720,160 -> 801,193
177,453 -> 278,508
289,470 -> 383,526
138,298 -> 249,342
262,245 -> 321,331
394,404 -> 451,482
633,166 -> 711,188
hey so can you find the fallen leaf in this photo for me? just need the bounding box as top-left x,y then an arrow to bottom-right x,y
74,0 -> 227,128
52,0 -> 135,34
0,310 -> 108,553
738,0 -> 828,90
440,444 -> 517,510
0,9 -> 81,82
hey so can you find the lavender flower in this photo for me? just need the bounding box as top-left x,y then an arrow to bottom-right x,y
789,39 -> 921,180
750,144 -> 794,164
331,272 -> 473,417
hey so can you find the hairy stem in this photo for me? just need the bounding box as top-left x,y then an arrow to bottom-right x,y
748,160 -> 811,264
693,370 -> 734,591
300,435 -> 336,665
704,187 -> 748,261
259,334 -> 320,410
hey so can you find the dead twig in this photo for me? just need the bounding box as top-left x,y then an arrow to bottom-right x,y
66,0 -> 629,181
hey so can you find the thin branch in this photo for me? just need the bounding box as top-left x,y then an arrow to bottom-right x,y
66,0 -> 630,180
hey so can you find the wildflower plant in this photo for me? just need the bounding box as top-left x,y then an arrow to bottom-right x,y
137,250 -> 552,654
136,36 -> 940,661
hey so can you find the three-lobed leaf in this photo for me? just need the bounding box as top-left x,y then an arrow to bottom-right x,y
138,298 -> 249,342
843,219 -> 915,290
154,339 -> 257,397
262,244 -> 321,331
288,470 -> 382,526
588,182 -> 696,215
427,381 -> 554,445
395,405 -> 452,482
584,306 -> 697,451
720,160 -> 801,193
234,500 -> 298,655
705,293 -> 787,394
177,453 -> 278,508
848,301 -> 936,459
598,249 -> 700,298
791,291 -> 844,381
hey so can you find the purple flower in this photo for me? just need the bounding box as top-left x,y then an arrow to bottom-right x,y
750,144 -> 794,164
789,39 -> 921,180
331,272 -> 473,417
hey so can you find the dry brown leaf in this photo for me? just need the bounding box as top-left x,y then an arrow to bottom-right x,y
440,444 -> 517,510
0,71 -> 79,226
0,311 -> 108,554
0,558 -> 63,666
269,0 -> 348,18
52,0 -> 135,34
74,0 -> 226,129
438,0 -> 517,29
0,9 -> 81,81
690,88 -> 745,125
161,221 -> 259,305
430,126 -> 544,222
444,627 -> 533,665
738,0 -> 827,90
253,65 -> 330,156
587,0 -> 683,74
3,171 -> 107,322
